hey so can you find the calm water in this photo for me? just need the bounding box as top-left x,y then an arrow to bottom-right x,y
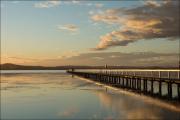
1,70 -> 180,119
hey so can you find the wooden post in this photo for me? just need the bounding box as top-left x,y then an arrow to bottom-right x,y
135,78 -> 137,90
137,79 -> 139,90
159,71 -> 161,78
159,81 -> 162,97
102,75 -> 104,83
119,77 -> 121,86
140,79 -> 141,90
126,78 -> 129,88
105,75 -> 107,83
121,77 -> 123,86
100,74 -> 103,83
151,71 -> 153,77
168,82 -> 172,99
113,76 -> 116,84
122,77 -> 125,87
116,76 -> 118,85
178,83 -> 180,101
112,76 -> 114,84
136,78 -> 139,90
126,77 -> 128,88
143,79 -> 145,92
115,76 -> 117,85
128,78 -> 130,88
111,75 -> 112,84
111,75 -> 114,84
151,80 -> 154,94
144,79 -> 147,92
129,78 -> 131,88
167,71 -> 170,79
133,78 -> 135,89
109,75 -> 111,83
110,76 -> 111,83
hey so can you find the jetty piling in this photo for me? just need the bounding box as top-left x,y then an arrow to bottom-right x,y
67,69 -> 180,101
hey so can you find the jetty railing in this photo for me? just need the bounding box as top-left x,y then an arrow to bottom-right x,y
67,69 -> 180,101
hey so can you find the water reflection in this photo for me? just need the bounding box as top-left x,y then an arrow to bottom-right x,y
1,71 -> 180,119
1,73 -> 95,92
58,107 -> 79,118
96,90 -> 162,119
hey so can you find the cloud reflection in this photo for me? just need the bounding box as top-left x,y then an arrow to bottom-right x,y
58,107 -> 79,117
95,90 -> 179,119
1,72 -> 97,92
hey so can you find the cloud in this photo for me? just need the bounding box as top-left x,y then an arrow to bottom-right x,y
91,14 -> 120,24
32,52 -> 179,67
34,1 -> 61,8
62,1 -> 102,7
63,0 -> 80,5
144,0 -> 161,7
91,57 -> 104,60
62,1 -> 92,6
2,52 -> 177,67
58,51 -> 79,59
57,24 -> 78,32
71,0 -> 80,4
2,52 -> 178,67
110,55 -> 119,58
89,10 -> 94,15
1,55 -> 40,65
95,3 -> 103,8
91,0 -> 180,50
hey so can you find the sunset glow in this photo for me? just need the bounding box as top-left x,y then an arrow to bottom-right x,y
1,0 -> 179,66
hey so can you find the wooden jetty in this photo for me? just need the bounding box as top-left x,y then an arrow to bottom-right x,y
67,69 -> 180,101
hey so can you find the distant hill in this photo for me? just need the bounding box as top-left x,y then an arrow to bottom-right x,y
0,63 -> 97,70
0,63 -> 47,70
0,63 -> 179,70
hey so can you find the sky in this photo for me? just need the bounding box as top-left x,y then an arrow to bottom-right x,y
1,0 -> 179,66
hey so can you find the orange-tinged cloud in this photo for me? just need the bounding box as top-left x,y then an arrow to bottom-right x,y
91,0 -> 180,50
58,51 -> 79,59
1,52 -> 178,67
91,14 -> 120,24
1,55 -> 39,65
34,1 -> 61,8
58,24 -> 78,32
125,19 -> 162,33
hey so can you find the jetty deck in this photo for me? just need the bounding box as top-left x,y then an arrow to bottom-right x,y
67,69 -> 180,101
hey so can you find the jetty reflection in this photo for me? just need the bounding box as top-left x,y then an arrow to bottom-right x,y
95,89 -> 179,119
1,70 -> 180,119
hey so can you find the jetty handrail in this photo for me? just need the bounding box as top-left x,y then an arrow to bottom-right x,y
71,69 -> 180,79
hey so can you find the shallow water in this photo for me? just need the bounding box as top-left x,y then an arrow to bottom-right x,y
1,70 -> 180,119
